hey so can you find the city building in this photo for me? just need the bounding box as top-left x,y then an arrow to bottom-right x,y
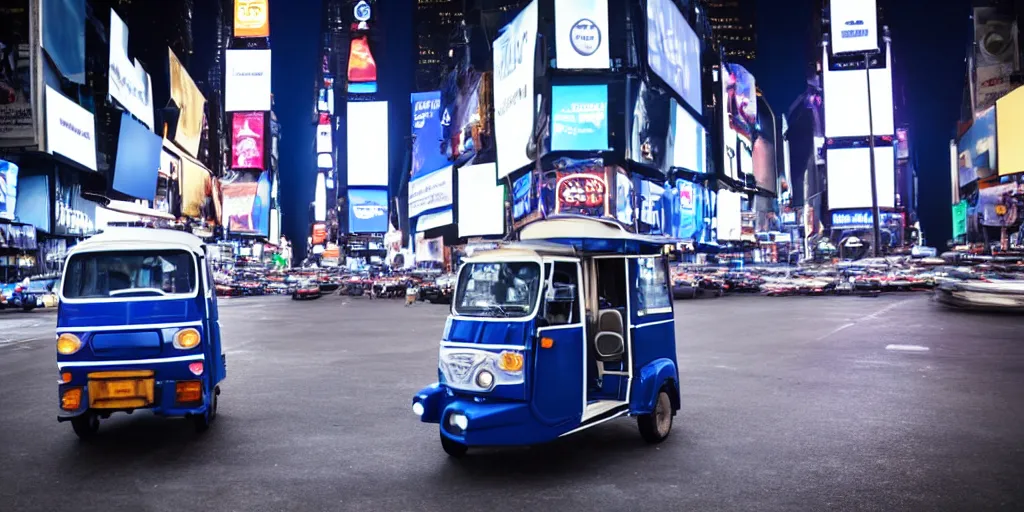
415,0 -> 464,91
704,0 -> 757,63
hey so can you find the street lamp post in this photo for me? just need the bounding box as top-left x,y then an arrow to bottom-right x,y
864,52 -> 882,258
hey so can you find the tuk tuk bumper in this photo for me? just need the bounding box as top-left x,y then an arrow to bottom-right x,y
57,355 -> 212,421
412,384 -> 572,446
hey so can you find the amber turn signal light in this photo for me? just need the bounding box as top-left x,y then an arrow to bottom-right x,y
540,337 -> 554,349
61,388 -> 82,410
175,381 -> 203,403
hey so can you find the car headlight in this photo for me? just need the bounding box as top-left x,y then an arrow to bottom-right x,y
475,370 -> 494,389
174,328 -> 201,350
56,333 -> 83,355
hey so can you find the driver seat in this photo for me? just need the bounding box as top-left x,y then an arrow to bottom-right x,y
592,309 -> 627,387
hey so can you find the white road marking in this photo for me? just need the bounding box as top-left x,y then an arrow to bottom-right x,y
817,322 -> 855,340
885,344 -> 930,352
816,299 -> 915,341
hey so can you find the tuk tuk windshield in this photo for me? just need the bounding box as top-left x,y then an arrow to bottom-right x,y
454,262 -> 541,318
62,250 -> 198,299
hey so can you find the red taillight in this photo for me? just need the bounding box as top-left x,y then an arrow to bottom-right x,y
188,362 -> 204,376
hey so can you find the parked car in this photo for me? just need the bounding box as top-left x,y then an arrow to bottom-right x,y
292,280 -> 322,300
419,273 -> 456,304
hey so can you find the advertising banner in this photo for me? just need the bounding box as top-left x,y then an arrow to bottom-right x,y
670,100 -> 706,174
638,180 -> 664,233
156,148 -> 180,215
0,159 -> 17,221
225,49 -> 272,112
14,174 -> 49,232
458,163 -> 504,237
169,48 -> 206,158
0,1 -> 36,147
554,170 -> 609,217
415,233 -> 444,263
952,201 -> 968,239
996,86 -> 1024,177
0,223 -> 37,250
348,188 -> 388,233
958,106 -> 996,187
973,7 -> 1017,113
493,0 -> 538,179
646,0 -> 701,113
664,179 -> 713,242
443,71 -> 491,166
411,91 -> 447,180
830,209 -> 903,227
108,9 -> 153,129
717,188 -> 742,241
179,156 -> 219,221
550,84 -> 609,151
317,153 -> 333,169
829,0 -> 878,54
53,169 -> 96,236
752,135 -> 777,193
112,111 -> 161,201
615,169 -> 633,225
234,0 -> 269,38
311,222 -> 326,245
346,101 -> 389,187
44,85 -> 96,171
408,165 -> 453,218
316,122 -> 331,154
512,171 -> 534,221
221,170 -> 270,235
554,0 -> 609,70
348,36 -> 378,94
726,63 -> 757,142
826,146 -> 896,210
231,111 -> 265,170
822,47 -> 895,138
628,80 -> 672,173
41,0 -> 85,84
318,87 -> 334,114
978,181 -> 1022,227
896,127 -> 909,160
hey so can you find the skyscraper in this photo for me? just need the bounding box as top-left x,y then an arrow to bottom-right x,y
415,0 -> 464,91
704,0 -> 757,63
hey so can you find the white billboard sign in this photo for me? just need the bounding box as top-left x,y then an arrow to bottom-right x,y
493,0 -> 538,179
829,0 -> 879,54
45,86 -> 97,171
554,0 -> 609,69
826,146 -> 896,210
408,165 -> 453,218
225,49 -> 272,112
823,48 -> 894,138
346,101 -> 389,187
108,10 -> 154,129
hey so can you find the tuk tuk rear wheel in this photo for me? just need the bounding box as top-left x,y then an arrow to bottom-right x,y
638,388 -> 673,444
193,388 -> 218,433
440,433 -> 468,458
71,413 -> 99,440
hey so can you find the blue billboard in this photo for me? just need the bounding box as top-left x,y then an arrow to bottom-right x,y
411,91 -> 449,180
664,179 -> 715,243
112,112 -> 161,201
0,159 -> 18,221
551,84 -> 609,151
512,171 -> 534,220
348,188 -> 388,233
957,106 -> 996,188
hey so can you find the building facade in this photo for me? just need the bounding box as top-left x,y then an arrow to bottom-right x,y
704,0 -> 757,63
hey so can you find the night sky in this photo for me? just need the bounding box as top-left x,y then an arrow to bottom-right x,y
271,0 -> 970,258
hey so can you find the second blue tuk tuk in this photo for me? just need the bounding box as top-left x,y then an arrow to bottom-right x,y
55,228 -> 226,438
412,217 -> 681,456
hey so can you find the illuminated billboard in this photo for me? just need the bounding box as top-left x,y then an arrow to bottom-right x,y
348,36 -> 378,94
670,101 -> 706,174
726,64 -> 756,141
550,84 -> 609,151
716,188 -> 742,241
958,106 -> 996,187
458,163 -> 504,237
493,0 -> 538,178
346,101 -> 389,187
826,146 -> 896,210
108,9 -> 154,129
221,170 -> 270,236
646,0 -> 701,113
234,0 -> 270,38
231,112 -> 266,170
554,0 -> 609,69
348,188 -> 389,233
822,48 -> 894,138
225,50 -> 272,112
168,48 -> 206,157
996,85 -> 1024,177
44,86 -> 97,171
829,0 -> 879,54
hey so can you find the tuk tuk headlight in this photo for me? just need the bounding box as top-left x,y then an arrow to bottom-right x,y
56,333 -> 82,355
498,351 -> 524,373
475,370 -> 494,389
174,328 -> 201,350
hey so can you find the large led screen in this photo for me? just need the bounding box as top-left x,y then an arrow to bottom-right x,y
41,0 -> 86,84
670,102 -> 706,174
554,0 -> 609,69
45,85 -> 97,171
408,165 -> 453,218
348,36 -> 378,94
958,106 -> 996,187
952,201 -> 968,239
113,112 -> 161,201
822,50 -> 894,138
726,63 -> 757,141
978,181 -> 1022,227
231,112 -> 266,170
752,135 -> 777,193
554,169 -> 609,217
646,0 -> 702,113
493,0 -> 538,179
168,48 -> 206,157
411,91 -> 448,180
108,9 -> 154,129
739,140 -> 753,176
225,50 -> 272,112
829,0 -> 879,55
551,84 -> 609,151
316,123 -> 332,154
996,85 -> 1024,177
0,159 -> 18,221
221,170 -> 270,236
664,179 -> 714,243
346,101 -> 389,187
348,188 -> 388,233
826,146 -> 896,210
615,169 -> 634,225
234,0 -> 269,38
716,188 -> 742,241
629,80 -> 673,173
458,163 -> 504,237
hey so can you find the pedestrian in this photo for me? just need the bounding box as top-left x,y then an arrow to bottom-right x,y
405,281 -> 418,306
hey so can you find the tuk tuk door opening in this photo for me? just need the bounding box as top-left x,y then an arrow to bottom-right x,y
588,257 -> 630,404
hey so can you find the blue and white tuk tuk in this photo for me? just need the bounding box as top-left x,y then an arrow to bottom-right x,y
412,217 -> 680,456
55,228 -> 226,438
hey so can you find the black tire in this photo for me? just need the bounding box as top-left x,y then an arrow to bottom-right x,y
193,387 -> 218,433
440,433 -> 468,458
71,413 -> 100,440
637,387 -> 674,444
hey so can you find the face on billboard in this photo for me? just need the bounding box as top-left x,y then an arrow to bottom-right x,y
347,101 -> 389,187
232,112 -> 265,170
44,86 -> 97,171
234,0 -> 269,38
551,84 -> 609,151
996,87 -> 1024,177
826,146 -> 896,210
554,0 -> 609,70
822,48 -> 894,138
645,0 -> 702,113
348,188 -> 389,233
225,50 -> 272,112
829,0 -> 878,54
168,48 -> 207,158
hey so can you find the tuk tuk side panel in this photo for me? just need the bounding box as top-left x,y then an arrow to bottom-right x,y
626,258 -> 680,413
202,256 -> 226,385
530,325 -> 585,428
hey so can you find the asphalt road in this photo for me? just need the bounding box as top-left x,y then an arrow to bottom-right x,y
1,293 -> 1022,511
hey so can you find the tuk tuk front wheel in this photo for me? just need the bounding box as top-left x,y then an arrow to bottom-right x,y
71,413 -> 100,440
637,388 -> 673,444
440,433 -> 468,458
